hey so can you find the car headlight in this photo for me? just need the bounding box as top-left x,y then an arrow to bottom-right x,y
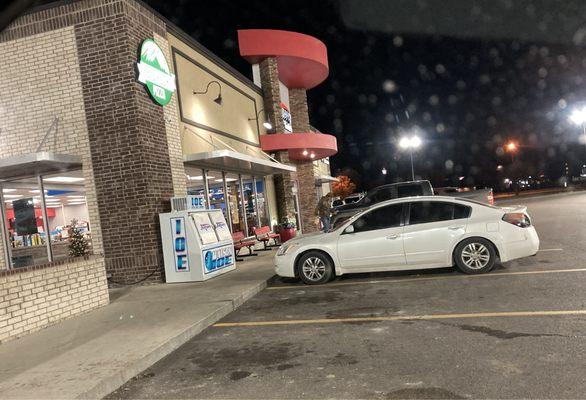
277,242 -> 298,256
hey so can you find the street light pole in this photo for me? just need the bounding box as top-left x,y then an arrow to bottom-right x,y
399,135 -> 422,181
409,148 -> 415,181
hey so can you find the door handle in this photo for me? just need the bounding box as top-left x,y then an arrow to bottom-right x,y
386,234 -> 400,240
448,226 -> 464,231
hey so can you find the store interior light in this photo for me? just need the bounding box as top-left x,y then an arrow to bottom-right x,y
3,194 -> 23,199
213,178 -> 237,182
188,175 -> 215,181
263,121 -> 273,130
67,195 -> 86,199
310,153 -> 316,159
2,189 -> 16,193
29,190 -> 48,193
302,150 -> 309,156
44,176 -> 85,183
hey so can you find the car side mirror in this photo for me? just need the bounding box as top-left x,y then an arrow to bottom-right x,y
343,225 -> 355,234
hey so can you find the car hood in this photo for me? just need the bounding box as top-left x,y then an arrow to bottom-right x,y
287,231 -> 333,246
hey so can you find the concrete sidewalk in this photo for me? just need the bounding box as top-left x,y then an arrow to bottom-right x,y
0,251 -> 276,399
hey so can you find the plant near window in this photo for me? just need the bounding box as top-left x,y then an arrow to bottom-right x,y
68,219 -> 89,257
280,217 -> 296,229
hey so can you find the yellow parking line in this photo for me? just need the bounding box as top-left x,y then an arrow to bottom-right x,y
267,267 -> 586,290
213,309 -> 586,328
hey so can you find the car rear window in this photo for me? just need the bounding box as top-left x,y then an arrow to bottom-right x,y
454,204 -> 472,219
397,184 -> 424,198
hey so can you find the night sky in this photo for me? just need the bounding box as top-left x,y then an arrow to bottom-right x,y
144,0 -> 586,191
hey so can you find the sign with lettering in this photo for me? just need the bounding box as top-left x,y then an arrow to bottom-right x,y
170,217 -> 189,272
203,245 -> 234,274
280,102 -> 292,132
137,39 -> 176,106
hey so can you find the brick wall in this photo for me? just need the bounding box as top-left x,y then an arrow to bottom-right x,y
0,257 -> 109,344
258,57 -> 298,225
73,0 -> 176,283
290,89 -> 320,232
259,57 -> 287,134
0,25 -> 104,268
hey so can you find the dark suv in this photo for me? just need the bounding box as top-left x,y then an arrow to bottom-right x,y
331,180 -> 434,228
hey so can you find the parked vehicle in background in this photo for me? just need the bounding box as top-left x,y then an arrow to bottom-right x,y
275,196 -> 539,284
331,181 -> 434,228
435,187 -> 494,205
331,192 -> 365,208
331,180 -> 494,228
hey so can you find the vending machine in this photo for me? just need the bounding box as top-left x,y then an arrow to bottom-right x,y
160,206 -> 235,283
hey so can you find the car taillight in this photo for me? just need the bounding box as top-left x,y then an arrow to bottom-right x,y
488,190 -> 494,206
502,212 -> 531,228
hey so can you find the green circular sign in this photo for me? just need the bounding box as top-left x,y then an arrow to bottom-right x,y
136,39 -> 176,106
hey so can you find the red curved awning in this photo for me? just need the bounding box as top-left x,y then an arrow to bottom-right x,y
260,133 -> 338,161
238,29 -> 329,89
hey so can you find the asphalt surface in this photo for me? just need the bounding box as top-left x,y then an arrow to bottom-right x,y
108,192 -> 586,399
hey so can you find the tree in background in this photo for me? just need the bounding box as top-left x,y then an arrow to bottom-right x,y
68,219 -> 89,257
332,175 -> 357,199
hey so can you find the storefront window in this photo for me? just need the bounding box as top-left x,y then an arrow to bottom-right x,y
0,170 -> 91,269
184,168 -> 272,236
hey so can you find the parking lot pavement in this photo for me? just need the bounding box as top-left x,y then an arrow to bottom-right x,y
108,193 -> 586,399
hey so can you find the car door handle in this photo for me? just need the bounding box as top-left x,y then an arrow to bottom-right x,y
386,234 -> 400,240
448,226 -> 464,231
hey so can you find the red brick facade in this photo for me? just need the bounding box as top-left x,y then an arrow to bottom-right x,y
259,62 -> 323,233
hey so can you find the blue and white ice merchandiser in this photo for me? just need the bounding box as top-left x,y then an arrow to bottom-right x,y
160,204 -> 235,283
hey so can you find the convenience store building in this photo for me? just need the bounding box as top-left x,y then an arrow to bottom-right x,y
0,0 -> 337,342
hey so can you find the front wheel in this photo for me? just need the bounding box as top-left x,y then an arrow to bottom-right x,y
297,251 -> 334,285
454,238 -> 496,274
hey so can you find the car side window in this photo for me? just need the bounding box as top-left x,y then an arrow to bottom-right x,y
454,204 -> 472,219
397,184 -> 423,198
352,204 -> 403,233
372,188 -> 394,202
408,201 -> 455,225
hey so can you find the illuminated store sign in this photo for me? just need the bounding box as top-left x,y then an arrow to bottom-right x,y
280,102 -> 292,132
171,217 -> 189,272
137,38 -> 176,106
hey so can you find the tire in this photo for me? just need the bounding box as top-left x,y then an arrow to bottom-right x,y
297,251 -> 334,285
454,238 -> 496,274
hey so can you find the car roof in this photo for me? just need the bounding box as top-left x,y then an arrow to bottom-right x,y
368,195 -> 478,209
370,180 -> 430,190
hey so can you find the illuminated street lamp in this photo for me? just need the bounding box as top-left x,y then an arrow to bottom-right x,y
570,107 -> 586,151
399,135 -> 422,181
505,141 -> 518,163
381,167 -> 387,175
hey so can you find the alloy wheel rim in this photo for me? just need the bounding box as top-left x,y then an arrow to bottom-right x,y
302,257 -> 326,281
461,243 -> 490,269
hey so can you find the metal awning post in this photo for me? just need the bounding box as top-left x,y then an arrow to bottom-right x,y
263,176 -> 273,228
252,176 -> 261,227
202,169 -> 210,209
38,175 -> 53,263
222,171 -> 233,232
0,182 -> 13,269
238,174 -> 248,236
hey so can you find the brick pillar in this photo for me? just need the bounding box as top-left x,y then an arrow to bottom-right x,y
289,88 -> 320,232
259,57 -> 286,134
75,3 -> 174,284
259,57 -> 297,225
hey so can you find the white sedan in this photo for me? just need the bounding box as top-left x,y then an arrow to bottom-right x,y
275,196 -> 539,285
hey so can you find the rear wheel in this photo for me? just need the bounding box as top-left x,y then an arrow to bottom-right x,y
297,251 -> 334,285
454,238 -> 496,274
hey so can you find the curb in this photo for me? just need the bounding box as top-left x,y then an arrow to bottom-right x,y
495,190 -> 586,204
77,277 -> 272,399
